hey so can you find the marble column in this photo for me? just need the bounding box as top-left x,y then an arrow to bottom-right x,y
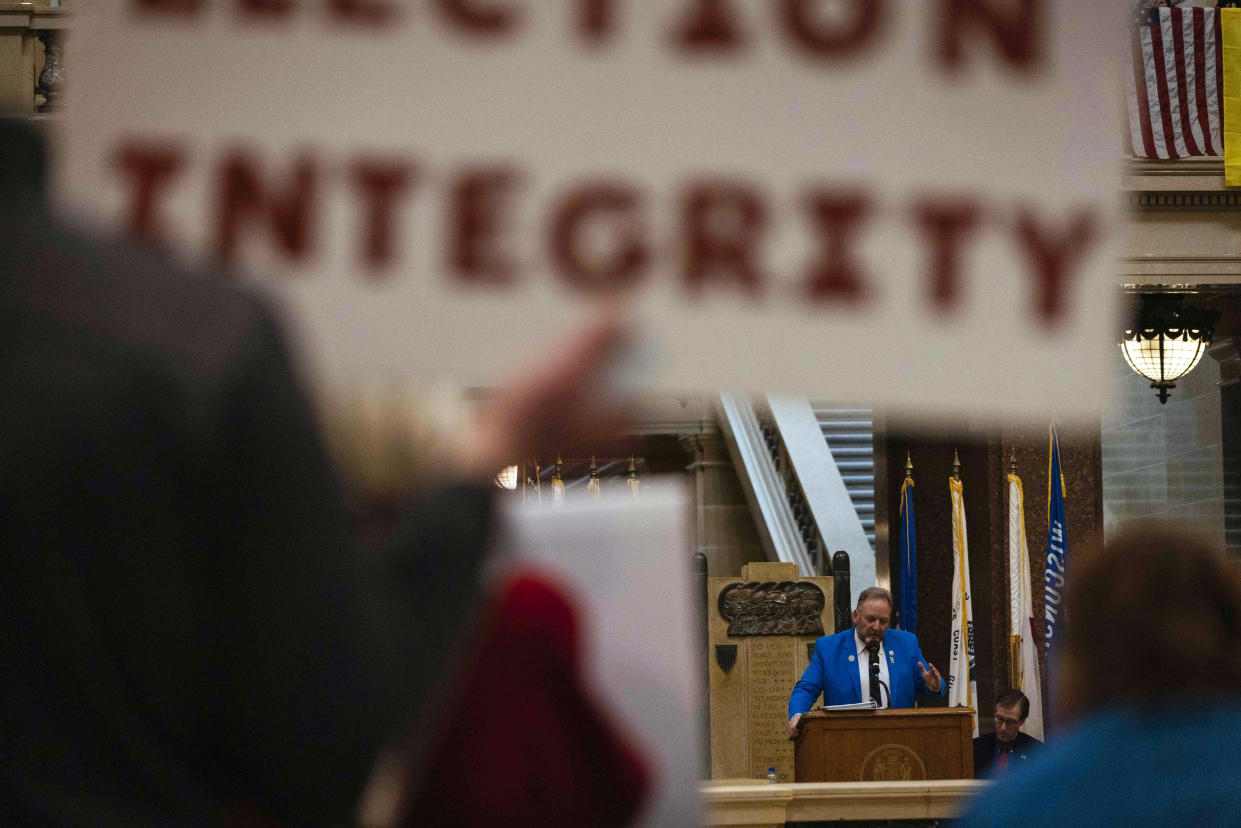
680,429 -> 765,579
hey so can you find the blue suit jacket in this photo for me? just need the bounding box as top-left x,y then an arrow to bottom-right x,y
788,628 -> 945,715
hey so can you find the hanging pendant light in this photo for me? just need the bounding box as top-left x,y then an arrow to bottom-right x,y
494,465 -> 518,490
1121,293 -> 1219,404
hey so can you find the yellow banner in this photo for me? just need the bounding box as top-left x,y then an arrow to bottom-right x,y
1223,9 -> 1241,185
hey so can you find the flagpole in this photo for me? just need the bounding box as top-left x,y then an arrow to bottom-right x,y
951,453 -> 967,701
898,451 -> 917,633
1008,450 -> 1021,689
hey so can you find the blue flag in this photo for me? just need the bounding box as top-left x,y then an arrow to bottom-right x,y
1044,423 -> 1068,653
898,473 -> 917,634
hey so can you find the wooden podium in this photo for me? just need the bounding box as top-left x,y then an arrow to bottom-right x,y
793,708 -> 974,782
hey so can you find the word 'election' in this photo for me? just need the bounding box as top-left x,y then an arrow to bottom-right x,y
132,0 -> 1044,71
116,142 -> 1098,325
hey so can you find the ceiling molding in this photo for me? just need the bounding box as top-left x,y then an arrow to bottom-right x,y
1126,157 -> 1224,176
1120,257 -> 1241,283
1128,191 -> 1241,211
1124,157 -> 1231,193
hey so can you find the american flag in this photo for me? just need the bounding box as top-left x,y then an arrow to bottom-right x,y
1126,7 -> 1223,159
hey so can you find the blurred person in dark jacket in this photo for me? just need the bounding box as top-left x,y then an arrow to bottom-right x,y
0,116 -> 629,827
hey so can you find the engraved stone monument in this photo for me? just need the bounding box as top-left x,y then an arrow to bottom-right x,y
708,562 -> 834,782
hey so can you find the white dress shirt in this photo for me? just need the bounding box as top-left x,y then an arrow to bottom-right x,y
854,630 -> 891,708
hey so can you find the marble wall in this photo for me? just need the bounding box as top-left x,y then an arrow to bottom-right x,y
1101,346 -> 1227,543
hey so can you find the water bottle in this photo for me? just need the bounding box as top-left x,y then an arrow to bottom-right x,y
766,767 -> 778,784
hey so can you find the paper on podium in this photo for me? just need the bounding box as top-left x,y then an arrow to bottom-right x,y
495,480 -> 701,828
823,701 -> 879,712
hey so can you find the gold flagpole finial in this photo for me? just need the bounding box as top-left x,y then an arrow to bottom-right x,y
1009,448 -> 1017,476
551,453 -> 565,505
905,450 -> 913,479
952,449 -> 961,481
587,454 -> 602,499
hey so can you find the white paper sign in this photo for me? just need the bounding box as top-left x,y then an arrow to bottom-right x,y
58,0 -> 1123,417
499,483 -> 701,827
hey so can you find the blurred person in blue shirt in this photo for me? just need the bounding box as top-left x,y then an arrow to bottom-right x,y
959,521 -> 1241,827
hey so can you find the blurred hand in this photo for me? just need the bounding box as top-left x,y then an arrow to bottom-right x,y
918,660 -> 942,692
786,713 -> 802,739
459,305 -> 634,484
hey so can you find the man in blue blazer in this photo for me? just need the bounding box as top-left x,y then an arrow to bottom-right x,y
787,587 -> 944,737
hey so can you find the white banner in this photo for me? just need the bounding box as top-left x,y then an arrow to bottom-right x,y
59,1 -> 1123,414
947,476 -> 978,737
1007,472 -> 1045,741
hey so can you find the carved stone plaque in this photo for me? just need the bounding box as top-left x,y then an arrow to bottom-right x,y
718,580 -> 826,637
746,637 -> 798,779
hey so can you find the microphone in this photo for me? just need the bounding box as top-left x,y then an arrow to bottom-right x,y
867,642 -> 890,707
870,661 -> 891,707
